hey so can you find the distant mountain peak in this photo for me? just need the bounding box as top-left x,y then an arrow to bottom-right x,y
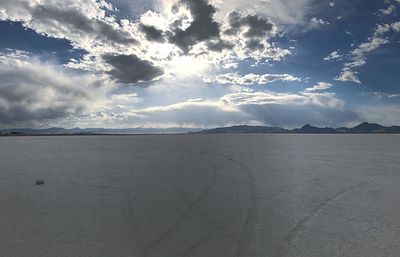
350,122 -> 386,132
301,124 -> 313,129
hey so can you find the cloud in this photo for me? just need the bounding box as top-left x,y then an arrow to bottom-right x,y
379,5 -> 396,15
221,91 -> 308,105
211,11 -> 289,62
3,0 -> 365,129
204,73 -> 301,85
374,24 -> 392,37
358,104 -> 400,126
103,54 -> 164,84
221,11 -> 275,52
169,0 -> 220,52
108,0 -> 159,18
139,24 -> 165,42
324,50 -> 343,61
392,21 -> 400,32
0,49 -> 360,128
125,99 -> 250,128
310,17 -> 330,27
210,0 -> 321,28
0,0 -> 137,51
335,68 -> 361,84
335,21 -> 399,84
224,12 -> 274,38
351,37 -> 390,58
205,40 -> 234,51
0,0 -> 293,87
0,50 -> 110,127
304,82 -> 333,92
114,90 -> 358,128
224,91 -> 357,127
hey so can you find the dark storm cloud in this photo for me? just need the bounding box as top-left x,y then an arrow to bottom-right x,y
103,54 -> 163,84
224,11 -> 274,39
169,0 -> 220,52
30,5 -> 137,45
139,24 -> 165,42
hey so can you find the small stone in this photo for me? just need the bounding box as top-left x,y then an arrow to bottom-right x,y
35,180 -> 45,185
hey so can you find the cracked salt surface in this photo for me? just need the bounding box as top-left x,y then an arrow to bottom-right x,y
0,134 -> 399,257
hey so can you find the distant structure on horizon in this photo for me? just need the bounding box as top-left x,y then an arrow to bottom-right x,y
9,131 -> 26,136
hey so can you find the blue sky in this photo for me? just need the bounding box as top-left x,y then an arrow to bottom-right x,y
0,0 -> 399,128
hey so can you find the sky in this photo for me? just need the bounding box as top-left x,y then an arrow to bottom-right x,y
0,0 -> 399,129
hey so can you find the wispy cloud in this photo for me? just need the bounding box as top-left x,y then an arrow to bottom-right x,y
304,82 -> 333,92
204,73 -> 301,86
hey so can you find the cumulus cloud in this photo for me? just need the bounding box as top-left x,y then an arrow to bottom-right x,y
139,24 -> 165,42
0,51 -> 110,127
103,54 -> 163,84
221,11 -> 276,52
224,12 -> 274,38
0,0 -> 369,128
0,0 -> 294,86
199,11 -> 290,63
335,68 -> 361,84
205,40 -> 234,52
169,0 -> 220,52
0,0 -> 137,51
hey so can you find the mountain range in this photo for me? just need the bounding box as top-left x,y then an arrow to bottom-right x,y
1,122 -> 400,135
0,127 -> 200,135
196,122 -> 400,134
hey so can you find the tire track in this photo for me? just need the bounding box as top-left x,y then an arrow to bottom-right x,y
215,153 -> 260,257
142,151 -> 257,257
142,152 -> 219,257
275,176 -> 393,257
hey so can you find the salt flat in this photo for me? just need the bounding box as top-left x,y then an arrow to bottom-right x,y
0,135 -> 400,257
